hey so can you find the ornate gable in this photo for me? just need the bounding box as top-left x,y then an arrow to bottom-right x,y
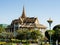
23,17 -> 37,23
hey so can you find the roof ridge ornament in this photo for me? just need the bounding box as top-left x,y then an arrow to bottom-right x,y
21,6 -> 26,18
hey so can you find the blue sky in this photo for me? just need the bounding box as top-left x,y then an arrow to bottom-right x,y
0,0 -> 60,29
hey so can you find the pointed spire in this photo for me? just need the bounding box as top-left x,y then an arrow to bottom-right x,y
21,6 -> 26,18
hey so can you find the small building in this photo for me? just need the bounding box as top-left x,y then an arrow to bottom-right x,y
6,6 -> 46,36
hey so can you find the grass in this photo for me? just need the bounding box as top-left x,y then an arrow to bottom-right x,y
19,43 -> 30,45
0,42 -> 50,45
0,42 -> 6,44
3,43 -> 30,45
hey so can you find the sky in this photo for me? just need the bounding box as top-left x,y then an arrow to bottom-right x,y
0,0 -> 60,29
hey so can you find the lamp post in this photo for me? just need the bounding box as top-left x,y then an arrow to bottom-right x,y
48,31 -> 53,45
47,18 -> 53,30
47,18 -> 53,45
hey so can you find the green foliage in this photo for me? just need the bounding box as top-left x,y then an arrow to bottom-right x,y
47,30 -> 55,35
45,30 -> 55,40
0,24 -> 5,33
16,29 -> 42,41
45,24 -> 60,42
53,24 -> 60,41
31,30 -> 41,40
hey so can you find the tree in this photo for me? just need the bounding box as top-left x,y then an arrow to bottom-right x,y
16,30 -> 28,39
0,24 -> 6,39
31,30 -> 42,40
45,30 -> 55,41
16,29 -> 42,43
0,24 -> 5,33
53,24 -> 60,42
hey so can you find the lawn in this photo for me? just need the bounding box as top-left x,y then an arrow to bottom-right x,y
0,42 -> 6,45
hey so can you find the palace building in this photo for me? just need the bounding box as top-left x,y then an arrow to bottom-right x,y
6,7 -> 46,36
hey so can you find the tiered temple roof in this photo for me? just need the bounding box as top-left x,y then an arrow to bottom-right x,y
10,6 -> 46,29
